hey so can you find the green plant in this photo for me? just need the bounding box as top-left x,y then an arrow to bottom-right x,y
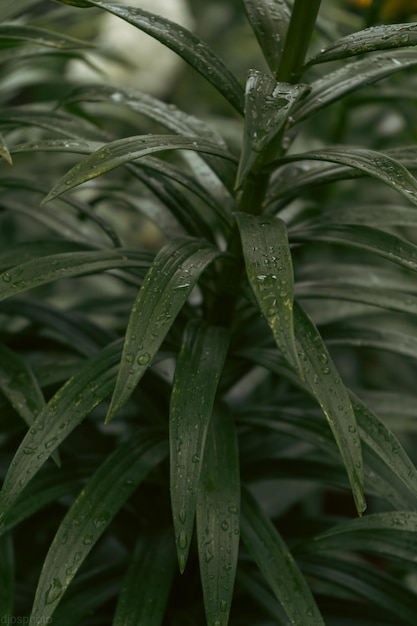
2,0 -> 417,623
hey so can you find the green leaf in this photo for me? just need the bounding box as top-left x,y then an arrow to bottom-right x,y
0,249 -> 151,302
306,23 -> 417,66
170,320 -> 229,572
242,0 -> 291,78
236,72 -> 309,186
106,239 -> 221,422
113,528 -> 176,626
0,133 -> 12,165
196,406 -> 240,626
236,213 -> 300,373
240,488 -> 325,626
0,533 -> 14,618
0,339 -> 123,527
0,24 -> 94,49
292,224 -> 417,273
293,50 -> 417,123
278,148 -> 417,205
30,430 -> 168,623
42,135 -> 237,204
302,511 -> 417,565
65,0 -> 245,114
293,302 -> 366,515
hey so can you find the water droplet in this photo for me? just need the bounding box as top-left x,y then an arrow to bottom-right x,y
2,272 -> 11,283
221,520 -> 229,531
137,352 -> 151,365
125,352 -> 134,363
191,453 -> 200,463
227,505 -> 238,514
83,534 -> 94,545
177,531 -> 188,550
45,578 -> 63,605
178,508 -> 187,524
220,599 -> 228,612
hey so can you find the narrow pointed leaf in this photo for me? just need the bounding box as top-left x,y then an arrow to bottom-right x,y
292,224 -> 417,273
0,339 -> 123,527
0,24 -> 94,49
196,406 -> 240,626
30,431 -> 168,623
113,528 -> 176,626
236,213 -> 300,373
278,148 -> 417,205
170,320 -> 229,572
242,0 -> 290,77
293,50 -> 417,123
294,302 -> 365,515
303,511 -> 417,564
237,72 -> 309,186
106,239 -> 221,422
0,133 -> 12,165
241,488 -> 325,626
67,0 -> 245,114
306,23 -> 417,66
43,135 -> 237,204
0,249 -> 151,303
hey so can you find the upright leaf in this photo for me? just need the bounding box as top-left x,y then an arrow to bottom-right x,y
243,0 -> 291,77
241,488 -> 325,626
170,320 -> 230,572
106,239 -> 221,422
30,431 -> 168,623
236,213 -> 300,373
196,406 -> 240,626
294,302 -> 366,515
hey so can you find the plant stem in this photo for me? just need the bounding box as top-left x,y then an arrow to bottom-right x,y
276,0 -> 322,83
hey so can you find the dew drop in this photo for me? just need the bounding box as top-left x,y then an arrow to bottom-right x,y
137,352 -> 151,365
125,352 -> 134,363
177,531 -> 188,550
2,272 -> 11,283
221,520 -> 229,531
45,578 -> 63,605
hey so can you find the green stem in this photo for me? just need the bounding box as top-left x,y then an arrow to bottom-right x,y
276,0 -> 322,83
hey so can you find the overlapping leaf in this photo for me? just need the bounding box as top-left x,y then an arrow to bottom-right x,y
0,24 -> 94,49
170,320 -> 229,572
106,239 -> 221,422
30,430 -> 168,623
196,406 -> 240,626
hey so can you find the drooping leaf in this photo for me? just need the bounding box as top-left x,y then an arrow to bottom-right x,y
58,0 -> 245,114
241,488 -> 325,626
0,249 -> 151,302
293,302 -> 366,515
106,239 -> 221,422
196,406 -> 240,626
170,320 -> 230,572
113,528 -> 176,626
293,50 -> 417,123
30,430 -> 168,623
0,339 -> 123,527
236,71 -> 309,186
0,24 -> 94,49
236,213 -> 300,374
42,135 -> 237,204
306,22 -> 417,66
277,148 -> 417,205
242,0 -> 291,78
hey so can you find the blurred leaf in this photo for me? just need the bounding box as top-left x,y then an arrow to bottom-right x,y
278,148 -> 417,205
196,406 -> 240,626
236,213 -> 300,374
241,488 -> 325,626
294,302 -> 365,515
0,133 -> 12,165
0,24 -> 95,49
243,0 -> 291,77
42,135 -> 237,205
237,72 -> 309,186
106,239 -> 221,422
0,533 -> 14,618
30,430 -> 168,623
302,511 -> 417,565
0,339 -> 123,527
65,0 -> 245,114
113,528 -> 176,626
306,23 -> 417,66
293,50 -> 417,122
2,110 -> 105,141
170,320 -> 229,572
0,249 -> 151,302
